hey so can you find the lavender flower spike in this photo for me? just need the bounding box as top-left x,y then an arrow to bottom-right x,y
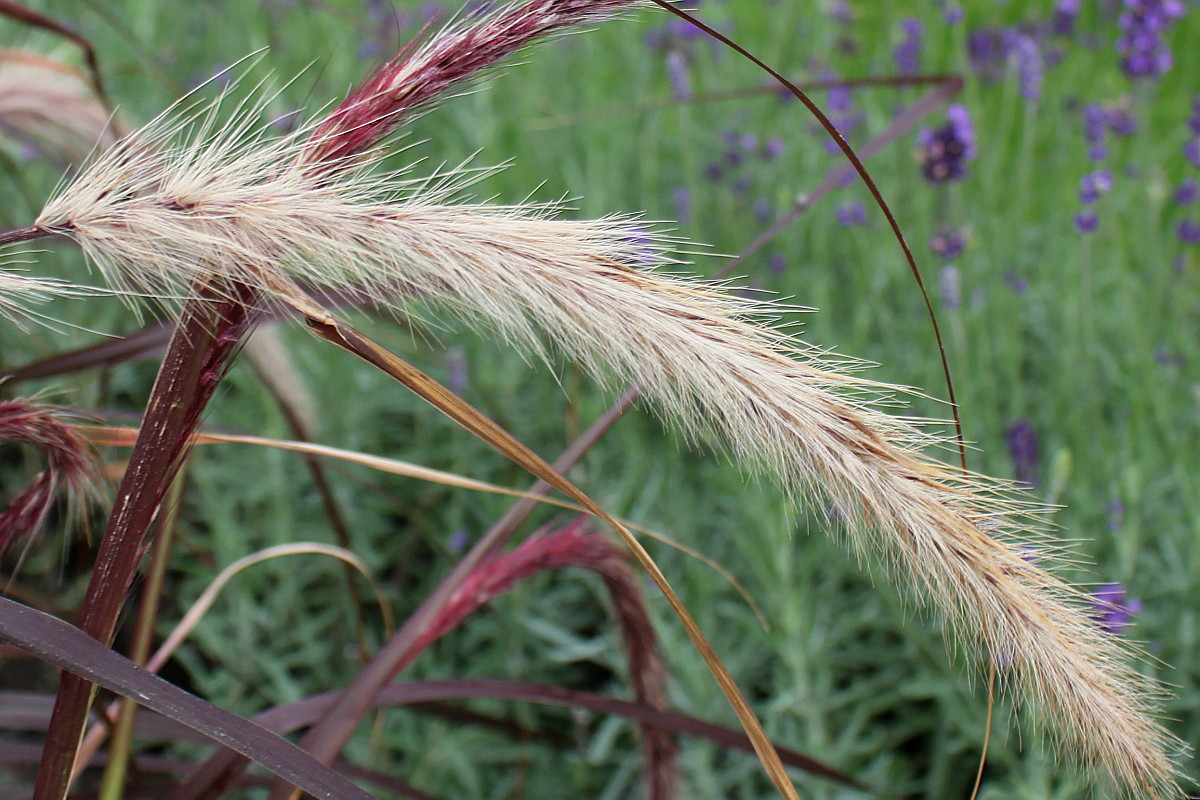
918,103 -> 976,183
1092,583 -> 1144,634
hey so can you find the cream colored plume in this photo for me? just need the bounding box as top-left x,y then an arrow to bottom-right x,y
0,49 -> 125,164
25,99 -> 1184,796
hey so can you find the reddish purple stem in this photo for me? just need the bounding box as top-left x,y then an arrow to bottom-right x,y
302,0 -> 636,167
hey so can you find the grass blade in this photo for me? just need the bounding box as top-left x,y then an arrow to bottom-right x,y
0,596 -> 377,800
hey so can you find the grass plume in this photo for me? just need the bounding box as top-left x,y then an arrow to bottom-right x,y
0,48 -> 124,164
0,399 -> 96,553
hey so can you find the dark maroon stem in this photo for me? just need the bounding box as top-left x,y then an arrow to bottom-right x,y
0,226 -> 53,247
33,283 -> 261,800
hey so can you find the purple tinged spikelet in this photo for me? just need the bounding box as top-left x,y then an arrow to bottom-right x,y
303,0 -> 641,169
0,400 -> 97,554
416,521 -> 678,799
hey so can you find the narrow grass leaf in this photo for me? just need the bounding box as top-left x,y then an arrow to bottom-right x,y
0,596 -> 377,800
71,543 -> 394,774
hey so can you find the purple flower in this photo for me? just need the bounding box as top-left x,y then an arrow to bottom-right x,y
1116,0 -> 1186,80
665,51 -> 692,101
762,136 -> 784,160
1005,418 -> 1040,488
827,81 -> 854,113
644,17 -> 705,53
1107,499 -> 1126,532
673,186 -> 692,223
1107,107 -> 1138,137
1004,269 -> 1029,293
1090,583 -> 1143,634
931,228 -> 966,259
1075,210 -> 1099,233
358,40 -> 384,60
270,109 -> 301,133
828,0 -> 854,23
918,104 -> 976,183
894,17 -> 923,75
835,200 -> 867,226
448,528 -> 471,553
1155,347 -> 1185,367
1008,32 -> 1043,101
937,1 -> 964,25
1178,220 -> 1200,245
1079,169 -> 1114,204
1184,139 -> 1200,169
702,162 -> 723,182
939,266 -> 961,310
967,27 -> 1008,80
753,198 -> 773,222
1189,93 -> 1200,136
444,347 -> 469,395
821,73 -> 863,154
1053,0 -> 1081,35
1173,178 -> 1198,206
1082,103 -> 1108,161
767,253 -> 787,275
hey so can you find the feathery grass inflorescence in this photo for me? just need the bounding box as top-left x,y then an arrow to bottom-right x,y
19,87 -> 1183,795
301,0 -> 637,169
0,48 -> 125,165
4,1 -> 1184,794
0,265 -> 110,332
0,399 -> 96,553
411,519 -> 678,800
